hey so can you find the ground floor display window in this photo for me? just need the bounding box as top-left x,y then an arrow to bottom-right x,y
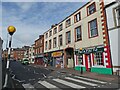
93,52 -> 104,66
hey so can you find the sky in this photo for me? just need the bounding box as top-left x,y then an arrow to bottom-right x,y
1,0 -> 88,50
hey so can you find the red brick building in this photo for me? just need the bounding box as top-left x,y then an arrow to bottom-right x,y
34,35 -> 44,65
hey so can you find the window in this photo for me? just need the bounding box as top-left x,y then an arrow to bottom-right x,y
66,31 -> 71,44
75,12 -> 81,23
49,30 -> 52,37
88,19 -> 98,38
53,37 -> 57,48
45,41 -> 47,50
53,27 -> 57,34
49,40 -> 52,49
46,33 -> 48,39
59,24 -> 63,31
87,2 -> 96,15
77,55 -> 83,65
116,6 -> 120,26
93,52 -> 104,66
59,35 -> 62,46
75,26 -> 82,41
66,18 -> 71,28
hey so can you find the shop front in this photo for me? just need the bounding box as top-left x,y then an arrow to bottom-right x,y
34,54 -> 44,65
52,51 -> 63,68
74,45 -> 112,75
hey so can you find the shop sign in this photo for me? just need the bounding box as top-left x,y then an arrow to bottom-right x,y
52,52 -> 63,57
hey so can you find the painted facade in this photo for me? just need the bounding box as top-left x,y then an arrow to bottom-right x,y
28,44 -> 35,63
44,1 -> 113,74
105,1 -> 120,75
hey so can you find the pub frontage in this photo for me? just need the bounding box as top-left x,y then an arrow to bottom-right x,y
74,45 -> 112,75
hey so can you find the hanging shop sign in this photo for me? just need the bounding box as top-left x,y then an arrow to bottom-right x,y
52,51 -> 63,57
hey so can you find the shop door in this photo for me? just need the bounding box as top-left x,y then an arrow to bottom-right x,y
85,54 -> 91,71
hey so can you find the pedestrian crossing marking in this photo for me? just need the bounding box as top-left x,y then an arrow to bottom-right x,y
22,83 -> 36,90
65,77 -> 97,86
74,76 -> 107,84
38,81 -> 61,89
53,78 -> 86,89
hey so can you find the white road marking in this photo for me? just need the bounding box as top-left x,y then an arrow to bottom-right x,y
45,68 -> 49,70
41,73 -> 46,78
22,83 -> 35,90
38,81 -> 61,89
3,73 -> 8,87
29,79 -> 35,81
74,76 -> 107,84
53,78 -> 85,89
65,77 -> 97,86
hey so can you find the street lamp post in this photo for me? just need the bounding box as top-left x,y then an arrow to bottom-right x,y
3,26 -> 16,88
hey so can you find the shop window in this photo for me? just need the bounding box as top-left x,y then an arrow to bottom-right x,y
77,55 -> 83,65
74,12 -> 81,23
88,19 -> 98,38
75,26 -> 82,41
87,2 -> 96,16
93,52 -> 104,66
66,31 -> 71,44
66,18 -> 71,28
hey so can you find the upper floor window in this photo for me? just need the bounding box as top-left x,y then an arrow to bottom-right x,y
46,33 -> 48,39
88,19 -> 98,38
49,39 -> 52,49
49,30 -> 52,37
87,2 -> 96,16
75,26 -> 82,41
59,35 -> 62,46
53,27 -> 57,34
66,31 -> 71,44
75,12 -> 81,23
66,18 -> 71,28
45,41 -> 47,50
59,24 -> 63,31
53,37 -> 57,48
116,6 -> 120,26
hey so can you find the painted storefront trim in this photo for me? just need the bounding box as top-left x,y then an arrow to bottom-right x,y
91,67 -> 112,75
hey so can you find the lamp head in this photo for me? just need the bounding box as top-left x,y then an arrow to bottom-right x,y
7,26 -> 16,36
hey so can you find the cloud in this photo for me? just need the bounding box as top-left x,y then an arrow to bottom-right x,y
2,2 -> 86,50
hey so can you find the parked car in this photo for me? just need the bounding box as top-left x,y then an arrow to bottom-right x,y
21,59 -> 29,65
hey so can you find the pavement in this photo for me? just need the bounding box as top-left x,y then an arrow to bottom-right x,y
31,64 -> 120,84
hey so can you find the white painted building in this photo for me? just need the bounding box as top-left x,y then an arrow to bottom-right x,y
104,1 -> 120,75
0,37 -> 3,90
28,44 -> 35,63
43,1 -> 113,74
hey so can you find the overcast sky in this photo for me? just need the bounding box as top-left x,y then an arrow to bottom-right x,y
1,0 -> 88,50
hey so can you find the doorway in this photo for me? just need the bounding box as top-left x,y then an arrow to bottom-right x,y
85,54 -> 91,71
65,47 -> 74,68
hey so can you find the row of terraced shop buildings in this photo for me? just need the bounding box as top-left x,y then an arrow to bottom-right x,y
2,0 -> 120,75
